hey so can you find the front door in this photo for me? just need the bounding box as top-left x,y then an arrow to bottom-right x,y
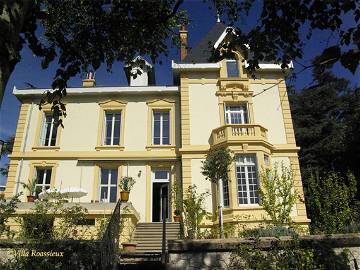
152,170 -> 170,222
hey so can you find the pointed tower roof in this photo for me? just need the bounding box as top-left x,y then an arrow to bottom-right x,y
182,22 -> 227,63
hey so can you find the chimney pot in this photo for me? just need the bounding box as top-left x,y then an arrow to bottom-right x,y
179,25 -> 188,61
82,71 -> 96,87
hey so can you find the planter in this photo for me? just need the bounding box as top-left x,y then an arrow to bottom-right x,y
27,195 -> 36,202
120,191 -> 130,202
174,215 -> 182,222
0,192 -> 5,200
122,242 -> 137,253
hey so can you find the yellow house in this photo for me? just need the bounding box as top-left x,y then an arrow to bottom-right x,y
4,22 -> 309,234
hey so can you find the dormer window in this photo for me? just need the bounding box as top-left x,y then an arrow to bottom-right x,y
226,59 -> 239,77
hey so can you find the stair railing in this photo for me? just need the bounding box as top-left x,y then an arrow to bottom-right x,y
101,199 -> 122,270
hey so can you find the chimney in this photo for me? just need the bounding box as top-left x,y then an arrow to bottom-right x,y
82,71 -> 96,87
179,25 -> 188,61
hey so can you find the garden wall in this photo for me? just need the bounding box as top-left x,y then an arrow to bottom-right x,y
167,233 -> 360,270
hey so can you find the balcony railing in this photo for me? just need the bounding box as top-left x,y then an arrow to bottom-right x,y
211,124 -> 268,146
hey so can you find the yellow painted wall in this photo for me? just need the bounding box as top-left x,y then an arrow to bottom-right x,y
251,84 -> 287,144
190,159 -> 213,212
188,84 -> 220,145
124,101 -> 147,150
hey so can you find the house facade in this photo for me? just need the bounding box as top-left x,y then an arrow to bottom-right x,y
4,22 -> 309,230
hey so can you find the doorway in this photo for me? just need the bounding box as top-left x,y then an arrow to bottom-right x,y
151,170 -> 170,222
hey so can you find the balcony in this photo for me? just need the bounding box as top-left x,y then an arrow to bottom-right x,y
211,124 -> 268,146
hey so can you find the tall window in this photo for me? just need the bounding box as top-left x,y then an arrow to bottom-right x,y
225,104 -> 248,124
153,111 -> 170,145
99,168 -> 118,203
235,155 -> 259,205
41,115 -> 58,146
104,112 -> 121,145
35,168 -> 51,196
226,59 -> 239,77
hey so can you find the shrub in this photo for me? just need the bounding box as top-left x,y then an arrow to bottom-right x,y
240,226 -> 298,238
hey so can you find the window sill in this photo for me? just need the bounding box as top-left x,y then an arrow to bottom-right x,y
95,145 -> 125,151
146,145 -> 176,151
32,146 -> 60,151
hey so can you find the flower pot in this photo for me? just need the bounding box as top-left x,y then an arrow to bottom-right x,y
174,215 -> 182,222
0,192 -> 5,200
120,191 -> 129,202
122,242 -> 137,253
27,195 -> 36,202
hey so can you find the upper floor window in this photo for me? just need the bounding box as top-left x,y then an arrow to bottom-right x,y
41,115 -> 58,146
153,111 -> 170,145
226,59 -> 239,77
35,167 -> 51,196
104,112 -> 121,145
235,155 -> 259,205
99,168 -> 118,203
225,104 -> 248,124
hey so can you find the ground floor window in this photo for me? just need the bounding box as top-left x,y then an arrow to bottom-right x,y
222,179 -> 230,207
99,168 -> 118,203
35,168 -> 51,196
235,155 -> 259,205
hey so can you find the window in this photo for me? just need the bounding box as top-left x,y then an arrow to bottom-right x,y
35,168 -> 52,196
235,155 -> 259,205
153,111 -> 170,145
222,180 -> 230,207
41,115 -> 58,146
225,104 -> 248,124
226,60 -> 239,77
104,112 -> 121,145
99,168 -> 118,203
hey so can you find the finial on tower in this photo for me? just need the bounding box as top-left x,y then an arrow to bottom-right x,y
217,11 -> 221,23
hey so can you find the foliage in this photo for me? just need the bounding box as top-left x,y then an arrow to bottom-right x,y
227,235 -> 351,270
202,147 -> 233,184
307,171 -> 357,234
21,178 -> 39,196
174,209 -> 181,216
214,0 -> 360,75
0,193 -> 20,238
258,164 -> 298,226
182,185 -> 210,239
0,135 -> 14,176
240,225 -> 298,238
290,72 -> 360,186
119,176 -> 136,192
171,181 -> 182,213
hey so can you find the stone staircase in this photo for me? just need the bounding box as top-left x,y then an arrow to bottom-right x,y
132,222 -> 181,253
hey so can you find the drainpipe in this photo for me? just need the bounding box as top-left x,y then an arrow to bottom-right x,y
15,102 -> 34,195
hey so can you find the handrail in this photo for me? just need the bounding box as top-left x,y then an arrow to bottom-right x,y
100,199 -> 122,270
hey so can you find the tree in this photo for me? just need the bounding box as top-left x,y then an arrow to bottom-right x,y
202,147 -> 233,238
290,70 -> 360,198
0,135 -> 14,176
214,0 -> 360,76
258,164 -> 297,226
0,0 -> 187,106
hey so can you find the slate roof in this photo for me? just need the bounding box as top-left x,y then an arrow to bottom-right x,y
182,22 -> 227,63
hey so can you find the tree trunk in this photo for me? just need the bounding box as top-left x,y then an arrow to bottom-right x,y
0,0 -> 34,106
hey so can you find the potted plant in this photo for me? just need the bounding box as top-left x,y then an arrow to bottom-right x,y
174,209 -> 182,222
119,176 -> 136,202
0,191 -> 5,200
22,178 -> 38,202
121,242 -> 137,253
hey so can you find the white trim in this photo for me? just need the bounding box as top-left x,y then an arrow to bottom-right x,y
171,60 -> 221,70
12,86 -> 179,97
244,60 -> 294,70
214,27 -> 236,49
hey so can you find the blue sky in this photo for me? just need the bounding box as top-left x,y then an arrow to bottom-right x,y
0,2 -> 359,185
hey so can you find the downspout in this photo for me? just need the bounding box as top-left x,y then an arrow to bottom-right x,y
15,102 -> 34,195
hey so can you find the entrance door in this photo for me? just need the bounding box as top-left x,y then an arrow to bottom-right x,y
152,170 -> 170,222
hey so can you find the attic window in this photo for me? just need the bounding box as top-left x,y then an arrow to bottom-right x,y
226,59 -> 239,77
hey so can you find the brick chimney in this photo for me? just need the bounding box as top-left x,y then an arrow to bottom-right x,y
179,25 -> 188,61
82,71 -> 96,87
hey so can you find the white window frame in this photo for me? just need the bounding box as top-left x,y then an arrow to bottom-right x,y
103,112 -> 121,146
35,168 -> 51,193
235,155 -> 259,205
222,179 -> 230,208
152,111 -> 170,145
99,168 -> 118,203
225,104 -> 249,124
41,114 -> 57,146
